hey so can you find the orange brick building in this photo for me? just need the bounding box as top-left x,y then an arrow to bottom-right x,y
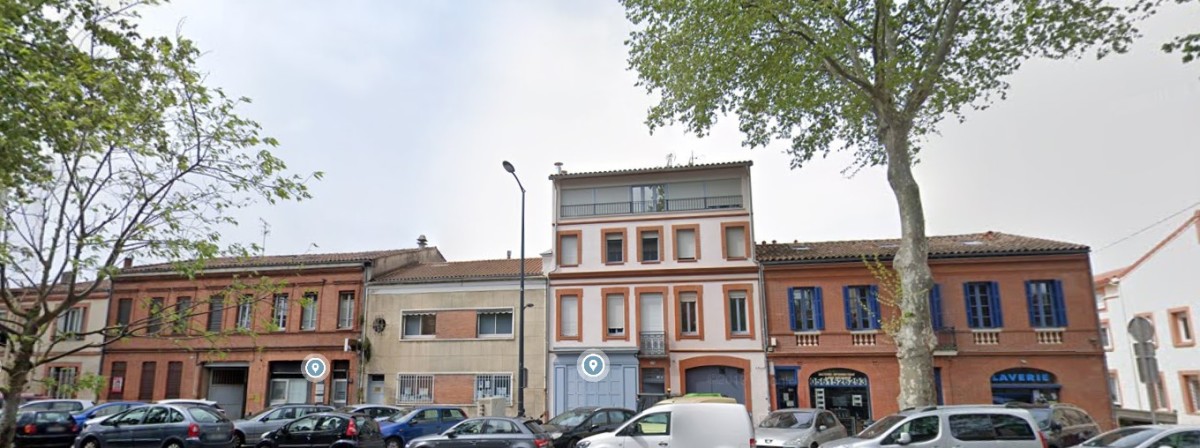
758,232 -> 1114,431
101,247 -> 443,417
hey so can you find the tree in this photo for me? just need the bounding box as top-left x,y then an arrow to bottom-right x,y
622,0 -> 1134,409
0,1 -> 317,444
1135,0 -> 1199,63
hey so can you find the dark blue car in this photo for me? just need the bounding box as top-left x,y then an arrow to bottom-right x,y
71,402 -> 146,428
378,407 -> 467,448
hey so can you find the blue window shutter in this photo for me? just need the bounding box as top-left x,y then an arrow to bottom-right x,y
815,288 -> 825,331
842,286 -> 853,330
787,288 -> 798,331
1025,280 -> 1037,328
869,285 -> 882,329
963,283 -> 978,328
990,281 -> 1004,328
930,284 -> 943,330
1053,280 -> 1068,327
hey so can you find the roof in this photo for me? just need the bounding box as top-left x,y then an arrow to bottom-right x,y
122,248 -> 428,274
1092,210 -> 1199,288
548,160 -> 752,180
756,231 -> 1089,263
374,258 -> 543,284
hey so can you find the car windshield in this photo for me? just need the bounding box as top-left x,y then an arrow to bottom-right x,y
856,414 -> 908,439
245,407 -> 279,420
546,409 -> 592,428
387,409 -> 413,422
1027,409 -> 1052,430
1082,428 -> 1167,447
760,411 -> 815,429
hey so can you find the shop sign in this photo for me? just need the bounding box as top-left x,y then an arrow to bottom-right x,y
991,369 -> 1054,384
809,370 -> 869,387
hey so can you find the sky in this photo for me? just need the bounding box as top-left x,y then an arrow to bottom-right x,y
134,1 -> 1200,274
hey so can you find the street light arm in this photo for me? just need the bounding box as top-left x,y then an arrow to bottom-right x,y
509,172 -> 526,193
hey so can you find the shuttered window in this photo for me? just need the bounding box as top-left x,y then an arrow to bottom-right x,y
206,296 -> 225,332
843,285 -> 881,330
1026,280 -> 1067,328
930,285 -> 944,330
964,282 -> 1004,329
165,361 -> 183,399
139,362 -> 157,401
789,287 -> 824,331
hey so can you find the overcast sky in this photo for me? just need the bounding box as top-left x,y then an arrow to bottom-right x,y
135,1 -> 1200,274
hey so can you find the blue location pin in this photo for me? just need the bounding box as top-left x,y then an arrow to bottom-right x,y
583,355 -> 604,376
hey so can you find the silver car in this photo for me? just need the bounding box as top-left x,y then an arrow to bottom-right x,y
1080,425 -> 1200,448
74,403 -> 234,448
757,408 -> 848,448
823,406 -> 1045,448
233,404 -> 334,446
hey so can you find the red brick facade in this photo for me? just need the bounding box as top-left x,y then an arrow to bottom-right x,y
762,253 -> 1115,429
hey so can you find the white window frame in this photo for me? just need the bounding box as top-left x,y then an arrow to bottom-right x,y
272,294 -> 289,331
675,228 -> 697,260
236,298 -> 253,330
559,295 -> 579,338
300,292 -> 318,331
49,366 -> 78,399
606,294 -> 626,337
559,234 -> 579,266
475,373 -> 513,404
332,378 -> 349,405
56,307 -> 85,339
729,290 -> 749,335
396,374 -> 434,403
680,293 -> 699,336
477,309 -> 514,338
402,312 -> 437,339
337,292 -> 355,329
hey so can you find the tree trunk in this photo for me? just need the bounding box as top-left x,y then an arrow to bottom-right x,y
1,340 -> 38,448
881,116 -> 938,410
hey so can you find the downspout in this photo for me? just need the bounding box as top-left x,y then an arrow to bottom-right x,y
358,260 -> 373,404
746,164 -> 771,414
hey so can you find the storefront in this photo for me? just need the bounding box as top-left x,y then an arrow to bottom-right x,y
774,367 -> 800,409
990,368 -> 1061,404
809,368 -> 871,432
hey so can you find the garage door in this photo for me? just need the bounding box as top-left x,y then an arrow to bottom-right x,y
685,365 -> 745,404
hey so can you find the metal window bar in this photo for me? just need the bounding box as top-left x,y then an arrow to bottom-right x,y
397,374 -> 435,403
639,331 -> 667,356
475,374 -> 513,404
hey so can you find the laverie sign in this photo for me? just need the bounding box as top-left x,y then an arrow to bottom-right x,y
991,370 -> 1053,384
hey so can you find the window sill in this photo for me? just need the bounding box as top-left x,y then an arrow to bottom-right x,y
401,335 -> 436,340
849,330 -> 880,335
678,334 -> 702,340
729,333 -> 753,339
725,257 -> 749,261
675,258 -> 698,263
640,260 -> 662,265
555,336 -> 583,342
559,264 -> 580,268
1173,340 -> 1196,348
793,330 -> 822,335
604,261 -> 626,266
970,328 -> 1002,332
1033,327 -> 1067,331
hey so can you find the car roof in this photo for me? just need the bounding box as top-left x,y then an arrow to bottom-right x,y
772,408 -> 825,413
897,405 -> 1033,417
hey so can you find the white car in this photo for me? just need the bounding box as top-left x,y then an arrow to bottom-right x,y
155,398 -> 225,413
1080,425 -> 1200,447
577,402 -> 755,448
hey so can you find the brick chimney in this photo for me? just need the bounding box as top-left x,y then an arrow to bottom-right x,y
123,256 -> 134,269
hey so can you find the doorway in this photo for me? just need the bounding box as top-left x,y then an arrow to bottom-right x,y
207,368 -> 247,419
685,365 -> 746,404
367,374 -> 386,404
809,368 -> 871,432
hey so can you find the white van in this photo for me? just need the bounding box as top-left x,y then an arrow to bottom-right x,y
575,402 -> 755,448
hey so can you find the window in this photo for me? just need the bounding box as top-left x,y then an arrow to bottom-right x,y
1182,373 -> 1200,414
883,415 -> 939,444
206,295 -> 224,332
147,298 -> 165,334
402,313 -> 436,338
272,294 -> 288,331
558,292 -> 580,340
949,414 -> 1035,441
396,374 -> 434,403
629,412 -> 670,436
165,361 -> 183,399
478,310 -> 514,337
844,286 -> 880,331
641,368 -> 666,394
678,290 -> 701,338
789,287 -> 825,331
172,297 -> 191,334
116,298 -> 132,327
1101,321 -> 1113,350
1110,371 -> 1122,405
632,184 -> 666,213
1156,432 -> 1200,447
337,292 -> 355,329
722,223 -> 748,259
1170,308 -> 1195,347
475,374 -> 512,403
56,307 -> 84,339
673,225 -> 699,261
1154,374 -> 1170,410
138,362 -> 156,401
1026,280 -> 1067,328
300,292 -> 318,331
638,228 -> 661,262
237,295 -> 253,330
964,282 -> 1003,329
605,292 -> 627,339
48,366 -> 77,398
726,288 -> 751,337
110,361 -> 127,399
603,230 -> 626,264
558,232 -> 580,267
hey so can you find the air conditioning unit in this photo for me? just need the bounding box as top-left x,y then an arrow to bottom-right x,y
475,396 -> 508,417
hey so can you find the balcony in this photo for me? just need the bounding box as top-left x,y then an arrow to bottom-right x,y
774,328 -> 1099,355
561,195 -> 743,218
935,327 -> 958,355
639,332 -> 668,357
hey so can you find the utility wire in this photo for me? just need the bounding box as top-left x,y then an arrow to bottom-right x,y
1095,199 -> 1200,252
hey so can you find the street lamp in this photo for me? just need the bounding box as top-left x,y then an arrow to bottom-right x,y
502,160 -> 527,418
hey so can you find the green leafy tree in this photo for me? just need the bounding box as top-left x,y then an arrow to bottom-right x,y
0,1 -> 317,444
623,0 -> 1134,408
1134,0 -> 1199,63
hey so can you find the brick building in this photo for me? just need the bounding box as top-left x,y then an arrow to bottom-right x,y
101,247 -> 443,417
758,232 -> 1114,431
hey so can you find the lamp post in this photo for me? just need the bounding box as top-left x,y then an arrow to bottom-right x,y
501,160 -> 527,418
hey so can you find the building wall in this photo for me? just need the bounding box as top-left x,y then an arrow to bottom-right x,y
763,254 -> 1114,428
364,280 -> 548,418
1100,217 -> 1200,424
3,290 -> 110,400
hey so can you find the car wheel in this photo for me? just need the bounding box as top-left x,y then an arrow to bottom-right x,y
234,431 -> 245,447
81,438 -> 101,448
386,437 -> 403,448
164,440 -> 184,448
567,438 -> 579,448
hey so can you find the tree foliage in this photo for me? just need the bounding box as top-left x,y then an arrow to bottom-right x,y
0,0 -> 317,444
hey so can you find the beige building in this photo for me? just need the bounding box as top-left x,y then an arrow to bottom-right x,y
362,258 -> 548,419
1,281 -> 110,401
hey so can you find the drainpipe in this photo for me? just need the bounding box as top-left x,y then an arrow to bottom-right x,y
359,260 -> 373,404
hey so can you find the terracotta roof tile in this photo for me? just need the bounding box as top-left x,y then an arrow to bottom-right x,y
549,160 -> 752,180
757,231 -> 1088,263
123,248 -> 429,274
375,258 -> 543,284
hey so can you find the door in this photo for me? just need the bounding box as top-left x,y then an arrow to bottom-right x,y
475,418 -> 525,448
623,412 -> 671,448
439,408 -> 467,433
208,368 -> 247,419
815,412 -> 848,443
684,365 -> 746,404
367,375 -> 386,404
880,415 -> 941,448
408,408 -> 442,439
443,419 -> 487,448
106,406 -> 150,448
580,411 -> 610,439
307,415 -> 346,448
131,406 -> 168,447
277,415 -> 320,448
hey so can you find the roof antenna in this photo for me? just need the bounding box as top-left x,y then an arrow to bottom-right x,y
259,218 -> 270,255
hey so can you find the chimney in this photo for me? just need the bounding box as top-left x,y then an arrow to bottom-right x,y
59,270 -> 74,284
417,235 -> 428,248
554,162 -> 563,174
507,250 -> 512,260
123,256 -> 134,269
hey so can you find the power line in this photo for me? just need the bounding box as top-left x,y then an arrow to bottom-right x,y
1096,199 -> 1200,252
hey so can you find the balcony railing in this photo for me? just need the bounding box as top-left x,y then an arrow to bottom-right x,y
777,328 -> 1099,354
935,327 -> 958,353
639,331 -> 667,357
561,195 -> 743,218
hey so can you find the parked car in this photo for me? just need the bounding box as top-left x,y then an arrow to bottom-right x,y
378,406 -> 467,448
20,400 -> 95,413
407,417 -> 552,448
234,404 -> 335,447
575,402 -> 755,448
155,399 -> 225,414
74,403 -> 234,448
756,408 -> 848,448
1006,403 -> 1101,448
255,412 -> 384,448
541,407 -> 635,448
1081,425 -> 1200,448
823,405 -> 1046,448
72,402 -> 146,428
339,404 -> 410,422
15,410 -> 79,448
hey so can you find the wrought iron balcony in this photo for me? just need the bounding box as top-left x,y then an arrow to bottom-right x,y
639,331 -> 667,357
935,327 -> 959,353
561,195 -> 743,218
